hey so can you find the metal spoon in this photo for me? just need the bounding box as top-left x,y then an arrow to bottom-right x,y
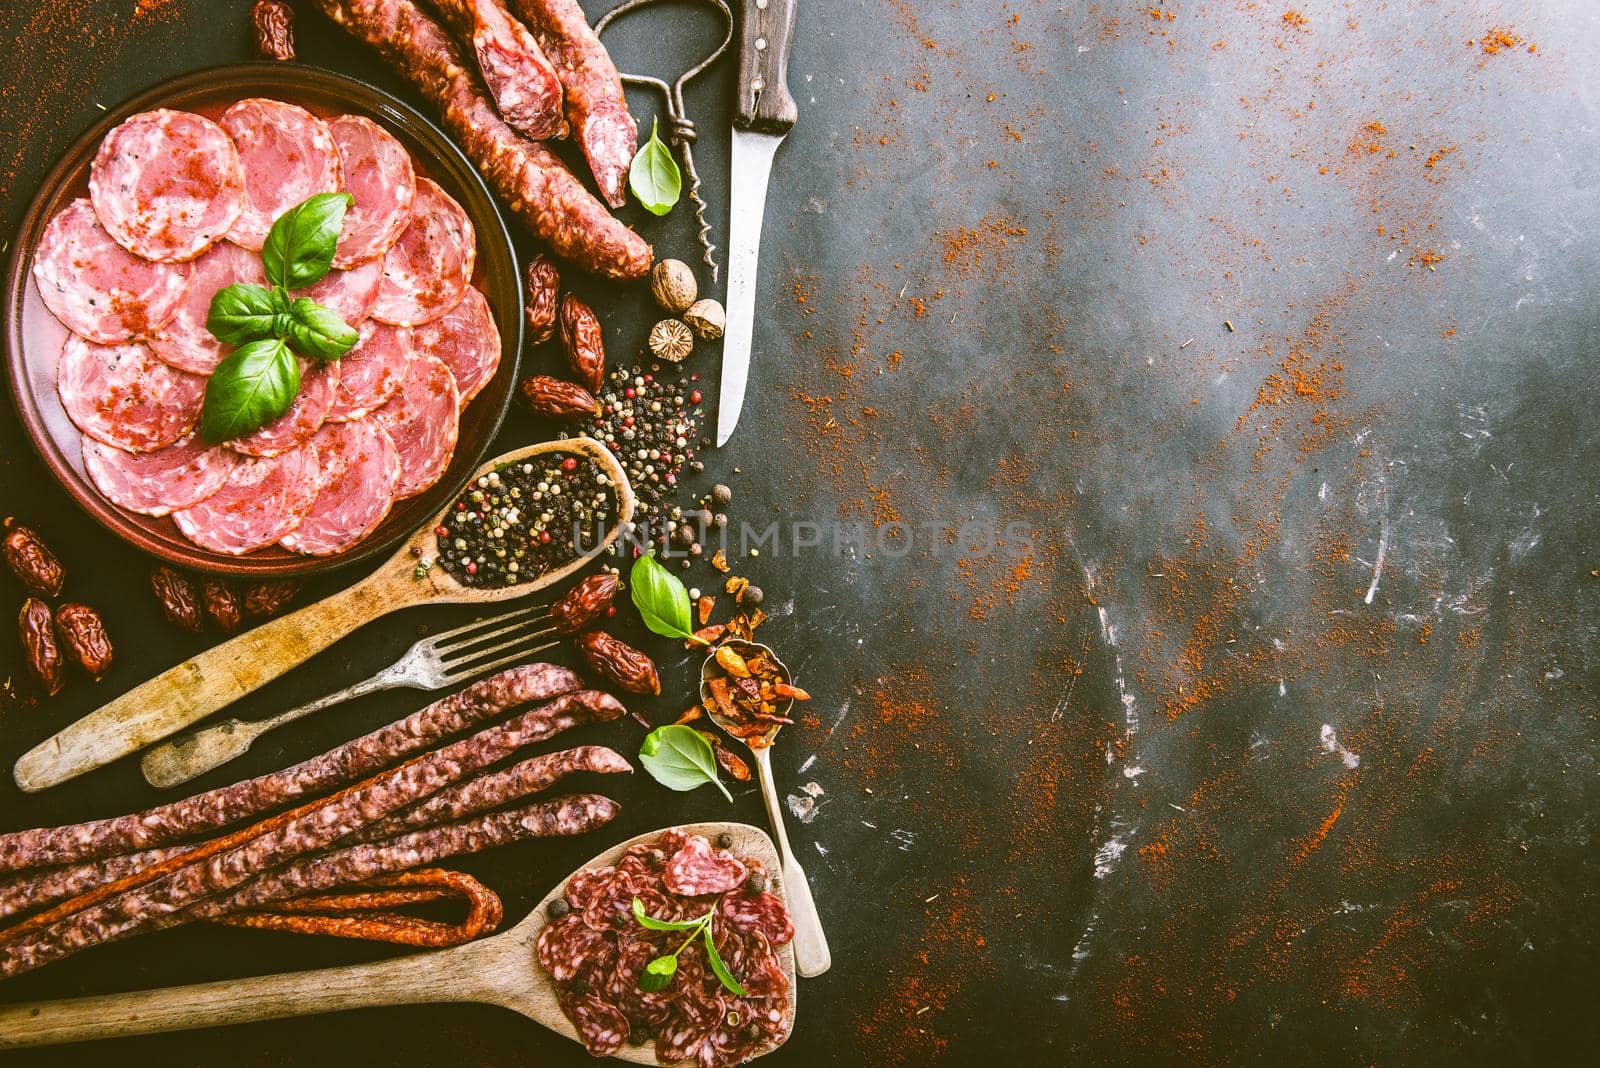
700,640 -> 830,977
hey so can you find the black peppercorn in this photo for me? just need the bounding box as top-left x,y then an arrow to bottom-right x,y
716,832 -> 733,848
547,897 -> 570,919
744,871 -> 768,894
741,585 -> 764,607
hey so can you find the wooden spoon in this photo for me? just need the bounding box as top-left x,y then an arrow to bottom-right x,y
13,437 -> 634,794
700,642 -> 831,978
0,822 -> 795,1055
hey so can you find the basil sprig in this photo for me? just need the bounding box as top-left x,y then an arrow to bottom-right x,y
639,724 -> 731,801
631,897 -> 748,996
630,551 -> 708,644
629,118 -> 681,216
198,194 -> 359,443
200,338 -> 300,444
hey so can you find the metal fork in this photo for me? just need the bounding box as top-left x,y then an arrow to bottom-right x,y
138,603 -> 559,790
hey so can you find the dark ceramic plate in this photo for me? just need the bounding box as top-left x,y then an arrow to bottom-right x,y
3,63 -> 522,577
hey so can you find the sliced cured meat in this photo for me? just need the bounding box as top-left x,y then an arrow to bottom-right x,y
557,991 -> 628,1057
663,835 -> 748,897
228,358 -> 339,458
147,242 -> 266,374
718,889 -> 795,947
412,286 -> 499,408
299,256 -> 383,325
33,199 -> 192,343
220,99 -> 342,251
56,337 -> 205,453
173,444 -> 324,554
327,321 -> 412,422
563,865 -> 617,911
372,354 -> 458,498
328,115 -> 416,268
280,419 -> 400,555
372,178 -> 475,327
89,109 -> 244,263
82,435 -> 239,517
536,912 -> 609,983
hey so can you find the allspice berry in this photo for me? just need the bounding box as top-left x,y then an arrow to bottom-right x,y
649,318 -> 694,362
684,298 -> 726,340
650,259 -> 697,313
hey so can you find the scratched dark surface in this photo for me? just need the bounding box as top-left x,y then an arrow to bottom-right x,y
2,0 -> 1598,1064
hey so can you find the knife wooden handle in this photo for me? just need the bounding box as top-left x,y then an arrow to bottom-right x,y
735,0 -> 798,134
12,569 -> 410,793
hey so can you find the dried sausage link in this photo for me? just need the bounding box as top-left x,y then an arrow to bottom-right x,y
0,663 -> 580,875
213,868 -> 503,947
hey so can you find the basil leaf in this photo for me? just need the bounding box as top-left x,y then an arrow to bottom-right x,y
262,192 -> 353,290
630,551 -> 693,640
632,897 -> 710,932
205,283 -> 280,345
285,298 -> 358,361
639,725 -> 731,801
628,118 -> 681,216
200,338 -> 299,444
702,925 -> 749,997
638,954 -> 678,992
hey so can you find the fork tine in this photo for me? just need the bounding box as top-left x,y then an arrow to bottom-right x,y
440,640 -> 560,683
441,623 -> 559,664
427,604 -> 549,649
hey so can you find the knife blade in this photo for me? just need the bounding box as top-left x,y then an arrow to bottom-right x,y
718,0 -> 799,447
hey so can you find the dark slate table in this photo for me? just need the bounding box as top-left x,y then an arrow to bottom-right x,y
2,1 -> 1596,1064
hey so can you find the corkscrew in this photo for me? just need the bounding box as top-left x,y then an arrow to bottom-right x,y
596,0 -> 733,281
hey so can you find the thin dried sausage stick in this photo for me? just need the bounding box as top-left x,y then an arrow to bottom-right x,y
507,0 -> 636,208
0,696 -> 623,977
213,868 -> 503,947
431,0 -> 566,140
354,743 -> 630,842
191,793 -> 619,919
316,0 -> 651,279
0,664 -> 579,875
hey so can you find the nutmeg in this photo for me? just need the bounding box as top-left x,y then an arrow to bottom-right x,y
649,319 -> 694,363
650,259 -> 697,313
684,298 -> 725,341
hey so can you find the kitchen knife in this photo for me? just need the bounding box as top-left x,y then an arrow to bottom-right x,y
717,0 -> 798,447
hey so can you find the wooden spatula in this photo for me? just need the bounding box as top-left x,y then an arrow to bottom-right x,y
13,437 -> 634,794
0,822 -> 796,1055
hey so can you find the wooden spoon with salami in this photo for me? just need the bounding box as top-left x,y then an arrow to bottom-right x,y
0,822 -> 795,1061
12,436 -> 633,793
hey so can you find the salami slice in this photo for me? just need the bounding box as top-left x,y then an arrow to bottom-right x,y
537,913 -> 608,983
412,286 -> 499,408
173,444 -> 324,554
57,337 -> 205,453
228,358 -> 338,458
663,835 -> 748,897
220,99 -> 342,250
326,321 -> 413,422
299,256 -> 383,325
33,199 -> 192,343
280,419 -> 400,555
81,434 -> 239,517
372,178 -> 475,327
558,990 -> 629,1057
717,889 -> 795,947
328,114 -> 416,268
147,242 -> 265,374
89,109 -> 244,263
372,354 -> 459,498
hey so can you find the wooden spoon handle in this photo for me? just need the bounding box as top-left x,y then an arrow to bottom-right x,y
0,940 -> 497,1049
751,747 -> 831,977
13,570 -> 410,793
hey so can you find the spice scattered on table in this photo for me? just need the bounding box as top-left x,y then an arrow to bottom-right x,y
433,451 -> 618,588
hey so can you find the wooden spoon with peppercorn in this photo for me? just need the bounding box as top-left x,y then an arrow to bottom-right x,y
13,437 -> 635,794
700,641 -> 832,978
0,822 -> 794,1057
